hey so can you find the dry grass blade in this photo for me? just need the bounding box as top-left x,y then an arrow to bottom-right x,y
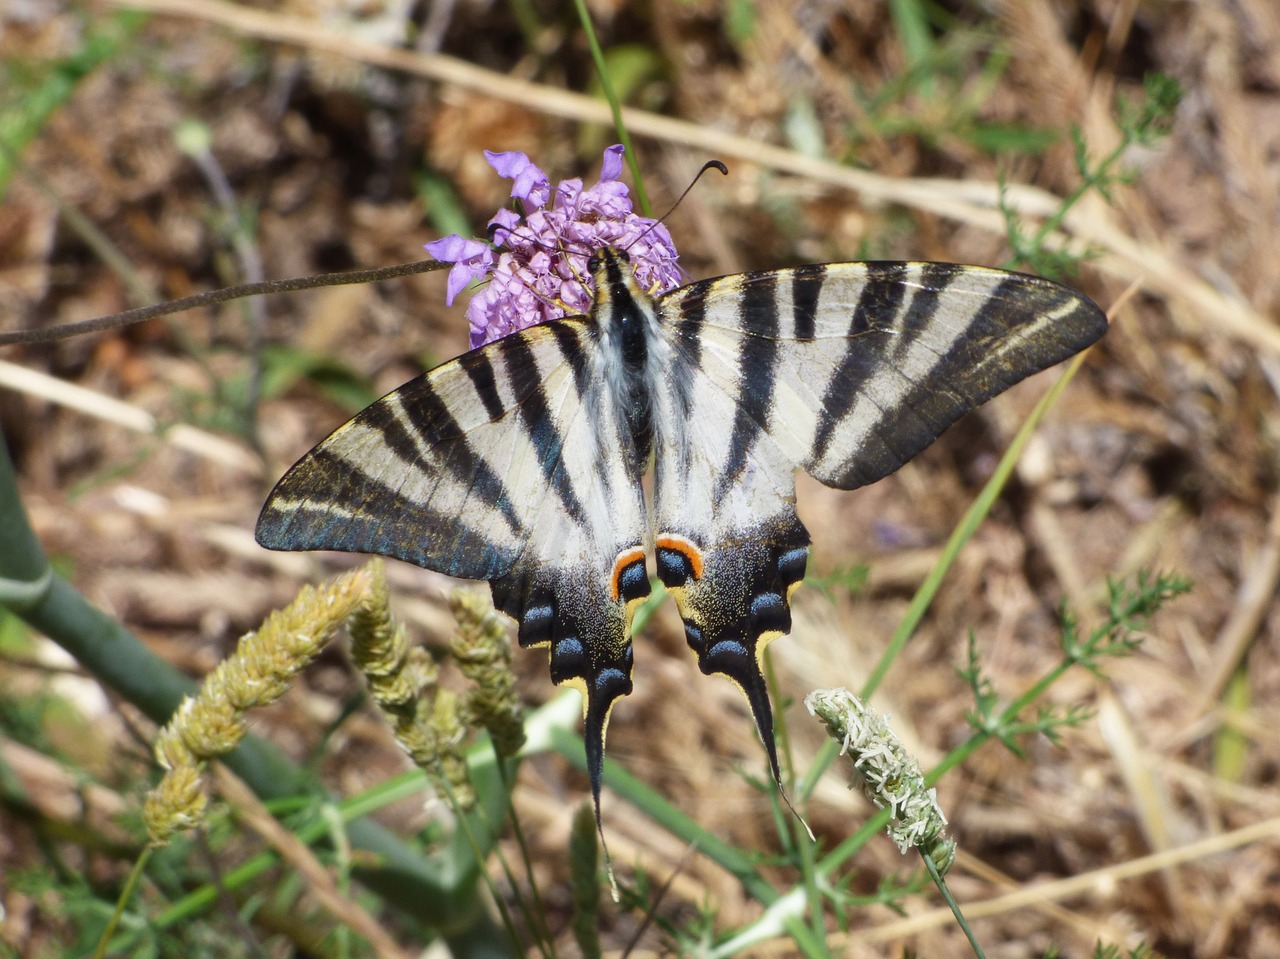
0,357 -> 260,473
213,767 -> 417,959
850,817 -> 1280,945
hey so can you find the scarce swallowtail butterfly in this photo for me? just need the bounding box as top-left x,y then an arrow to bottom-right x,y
255,246 -> 1107,825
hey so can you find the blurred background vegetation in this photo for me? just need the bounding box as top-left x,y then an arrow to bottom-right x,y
1,1 -> 1278,956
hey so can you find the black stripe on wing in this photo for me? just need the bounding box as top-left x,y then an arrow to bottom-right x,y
790,262 -> 826,342
500,333 -> 590,526
396,377 -> 523,532
716,272 -> 781,499
812,266 -> 1107,490
255,319 -> 597,581
459,348 -> 506,422
810,262 -> 912,469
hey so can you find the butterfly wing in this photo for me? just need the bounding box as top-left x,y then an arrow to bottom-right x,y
652,262 -> 1108,786
256,319 -> 651,801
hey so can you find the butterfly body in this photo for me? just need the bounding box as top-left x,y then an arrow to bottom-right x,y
256,249 -> 1107,818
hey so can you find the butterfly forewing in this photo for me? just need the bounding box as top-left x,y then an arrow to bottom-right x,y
664,261 -> 1108,491
256,248 -> 1107,827
262,322 -> 554,576
257,309 -> 653,821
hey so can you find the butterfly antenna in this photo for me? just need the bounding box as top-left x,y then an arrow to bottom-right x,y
625,160 -> 729,253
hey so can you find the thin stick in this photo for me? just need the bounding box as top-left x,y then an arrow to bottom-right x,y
0,259 -> 447,347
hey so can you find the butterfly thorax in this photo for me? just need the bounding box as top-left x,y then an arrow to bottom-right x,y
588,248 -> 657,470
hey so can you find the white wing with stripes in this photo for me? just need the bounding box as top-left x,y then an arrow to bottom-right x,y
648,261 -> 1108,787
257,318 -> 652,799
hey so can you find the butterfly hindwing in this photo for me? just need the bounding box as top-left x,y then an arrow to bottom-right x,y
646,284 -> 807,787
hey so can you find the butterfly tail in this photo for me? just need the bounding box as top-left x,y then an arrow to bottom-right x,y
491,566 -> 639,851
579,663 -> 633,809
660,519 -> 814,833
694,625 -> 815,838
561,627 -> 632,899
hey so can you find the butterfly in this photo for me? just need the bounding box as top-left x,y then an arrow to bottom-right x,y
255,248 -> 1107,824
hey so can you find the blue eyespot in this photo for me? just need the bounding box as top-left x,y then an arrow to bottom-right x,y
708,639 -> 747,663
657,547 -> 693,586
524,602 -> 554,627
595,667 -> 631,696
556,636 -> 583,658
777,547 -> 809,583
751,592 -> 784,616
617,560 -> 649,601
750,592 -> 790,632
518,601 -> 555,646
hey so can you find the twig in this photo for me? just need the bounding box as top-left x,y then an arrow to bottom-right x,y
0,358 -> 260,474
1202,493 -> 1280,701
213,766 -> 418,959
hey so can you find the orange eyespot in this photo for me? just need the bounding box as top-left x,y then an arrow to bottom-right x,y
610,546 -> 647,602
655,533 -> 704,581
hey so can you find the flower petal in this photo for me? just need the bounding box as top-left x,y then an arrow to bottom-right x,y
598,144 -> 625,182
485,150 -> 550,208
487,208 -> 522,247
426,235 -> 495,304
425,233 -> 487,264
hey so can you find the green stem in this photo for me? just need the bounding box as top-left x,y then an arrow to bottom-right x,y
546,724 -> 779,904
94,847 -> 153,959
1028,136 -> 1128,251
570,0 -> 651,216
922,850 -> 986,959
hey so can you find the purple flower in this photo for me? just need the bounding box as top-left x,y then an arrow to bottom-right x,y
429,235 -> 496,305
426,145 -> 682,348
483,150 -> 551,209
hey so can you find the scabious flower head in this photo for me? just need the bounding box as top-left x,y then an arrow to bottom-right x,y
426,145 -> 682,348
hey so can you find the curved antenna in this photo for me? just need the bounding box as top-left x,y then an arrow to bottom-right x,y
625,160 -> 729,254
669,159 -> 730,218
